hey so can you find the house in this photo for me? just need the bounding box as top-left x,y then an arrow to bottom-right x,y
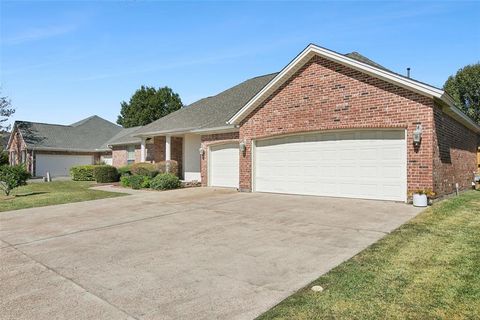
7,116 -> 122,177
115,44 -> 479,201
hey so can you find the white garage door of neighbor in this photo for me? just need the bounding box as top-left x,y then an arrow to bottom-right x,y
254,130 -> 407,201
36,154 -> 94,177
209,143 -> 239,188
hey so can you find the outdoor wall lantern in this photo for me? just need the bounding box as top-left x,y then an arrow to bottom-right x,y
413,124 -> 422,146
199,147 -> 205,156
239,140 -> 246,153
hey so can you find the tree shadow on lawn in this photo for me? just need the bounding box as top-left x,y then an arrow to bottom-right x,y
13,191 -> 50,197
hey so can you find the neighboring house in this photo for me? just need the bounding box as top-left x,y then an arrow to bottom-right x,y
7,116 -> 122,177
113,44 -> 479,201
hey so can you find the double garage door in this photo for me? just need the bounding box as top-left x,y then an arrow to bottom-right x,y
36,154 -> 93,177
208,130 -> 407,201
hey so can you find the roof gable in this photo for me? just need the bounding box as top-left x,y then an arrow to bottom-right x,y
14,115 -> 122,151
227,44 -> 479,133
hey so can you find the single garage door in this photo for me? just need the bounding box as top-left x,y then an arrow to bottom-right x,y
209,143 -> 239,188
35,154 -> 93,177
254,130 -> 406,201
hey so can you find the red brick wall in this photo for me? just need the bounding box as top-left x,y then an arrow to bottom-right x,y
432,104 -> 478,195
239,55 -> 436,194
111,136 -> 184,177
200,132 -> 239,186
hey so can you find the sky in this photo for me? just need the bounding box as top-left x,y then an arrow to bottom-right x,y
1,1 -> 479,128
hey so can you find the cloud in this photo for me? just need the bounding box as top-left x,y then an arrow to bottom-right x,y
2,24 -> 77,45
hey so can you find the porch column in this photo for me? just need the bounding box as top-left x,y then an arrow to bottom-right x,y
165,135 -> 171,161
140,137 -> 146,162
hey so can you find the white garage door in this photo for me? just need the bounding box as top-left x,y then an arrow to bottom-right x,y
35,154 -> 93,177
209,143 -> 239,188
254,130 -> 406,201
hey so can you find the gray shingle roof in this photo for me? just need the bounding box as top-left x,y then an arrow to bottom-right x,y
15,115 -> 122,152
345,52 -> 392,72
104,126 -> 142,146
135,73 -> 278,136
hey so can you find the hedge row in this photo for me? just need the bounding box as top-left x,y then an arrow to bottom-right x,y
70,165 -> 119,183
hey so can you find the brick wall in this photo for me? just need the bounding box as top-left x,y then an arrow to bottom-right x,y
200,132 -> 239,186
432,104 -> 478,195
111,136 -> 184,177
239,55 -> 436,194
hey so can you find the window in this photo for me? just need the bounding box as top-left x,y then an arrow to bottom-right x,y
21,150 -> 26,164
127,145 -> 135,165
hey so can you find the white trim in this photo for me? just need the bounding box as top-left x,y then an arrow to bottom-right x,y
133,125 -> 238,138
227,44 -> 480,133
251,139 -> 256,192
404,128 -> 408,203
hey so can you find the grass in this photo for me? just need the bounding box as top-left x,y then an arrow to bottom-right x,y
257,191 -> 480,320
0,180 -> 126,212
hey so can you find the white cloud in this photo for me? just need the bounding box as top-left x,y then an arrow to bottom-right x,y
2,24 -> 77,45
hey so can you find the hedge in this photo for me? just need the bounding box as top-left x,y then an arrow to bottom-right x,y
93,165 -> 119,183
130,163 -> 158,177
150,173 -> 181,190
70,165 -> 96,181
118,165 -> 132,176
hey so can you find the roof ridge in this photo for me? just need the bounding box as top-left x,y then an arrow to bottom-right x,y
16,120 -> 71,127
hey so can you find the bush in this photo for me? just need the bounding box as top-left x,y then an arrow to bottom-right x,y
93,165 -> 119,183
120,175 -> 150,189
120,175 -> 131,187
0,164 -> 30,196
130,162 -> 158,178
0,150 -> 8,166
118,165 -> 132,176
155,160 -> 179,176
70,165 -> 96,181
150,173 -> 181,190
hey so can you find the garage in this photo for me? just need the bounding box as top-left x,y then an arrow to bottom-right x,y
35,154 -> 93,177
209,143 -> 239,188
253,130 -> 407,201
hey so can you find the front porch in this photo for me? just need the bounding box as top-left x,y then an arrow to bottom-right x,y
138,133 -> 202,182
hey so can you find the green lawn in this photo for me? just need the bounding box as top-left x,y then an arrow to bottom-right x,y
0,181 -> 126,212
258,191 -> 480,320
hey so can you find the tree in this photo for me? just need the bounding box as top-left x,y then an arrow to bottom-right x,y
1,93 -> 15,132
0,165 -> 30,196
444,63 -> 480,124
117,86 -> 183,128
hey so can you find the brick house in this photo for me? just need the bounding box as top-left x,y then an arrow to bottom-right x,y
126,44 -> 479,201
7,116 -> 121,177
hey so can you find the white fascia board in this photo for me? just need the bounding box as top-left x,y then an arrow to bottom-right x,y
227,44 -> 446,125
133,125 -> 238,138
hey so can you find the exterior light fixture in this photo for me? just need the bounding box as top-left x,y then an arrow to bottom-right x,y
199,147 -> 205,156
413,124 -> 422,146
239,140 -> 246,153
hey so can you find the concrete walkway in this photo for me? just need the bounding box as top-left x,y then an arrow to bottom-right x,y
0,188 -> 421,320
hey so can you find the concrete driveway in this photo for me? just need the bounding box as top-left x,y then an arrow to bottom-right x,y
0,187 -> 421,320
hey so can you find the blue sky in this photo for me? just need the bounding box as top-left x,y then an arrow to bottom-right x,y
1,1 -> 479,127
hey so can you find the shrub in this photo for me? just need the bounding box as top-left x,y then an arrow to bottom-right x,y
128,175 -> 149,190
155,160 -> 178,176
0,150 -> 8,166
70,165 -> 96,181
120,175 -> 150,190
93,165 -> 119,183
150,173 -> 181,190
0,164 -> 30,196
120,175 -> 131,187
118,165 -> 132,176
130,162 -> 158,178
